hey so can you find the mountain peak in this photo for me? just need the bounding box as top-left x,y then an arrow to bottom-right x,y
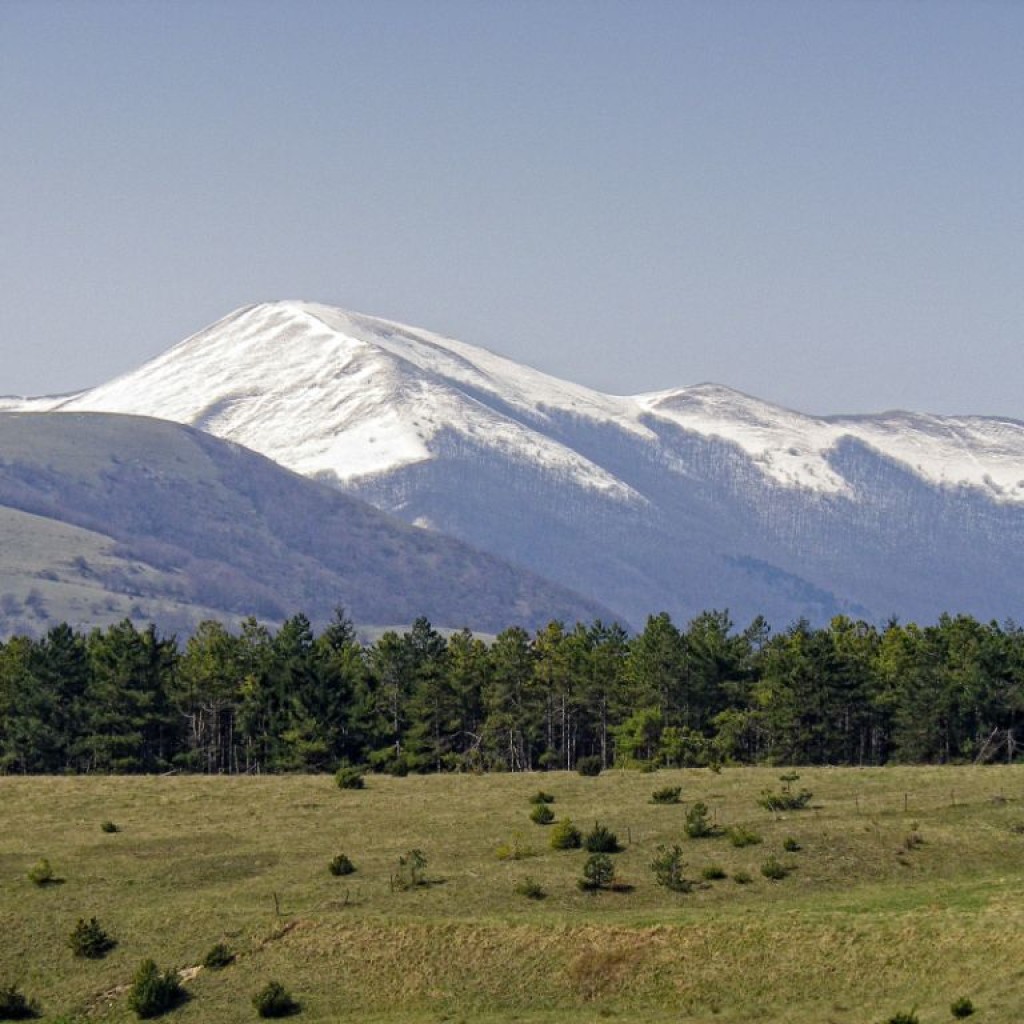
5,299 -> 1024,626
7,300 -> 1024,503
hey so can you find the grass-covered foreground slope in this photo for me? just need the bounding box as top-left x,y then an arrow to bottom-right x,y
2,766 -> 1023,1023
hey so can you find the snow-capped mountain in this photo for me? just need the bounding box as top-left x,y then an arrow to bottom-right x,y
8,300 -> 1024,627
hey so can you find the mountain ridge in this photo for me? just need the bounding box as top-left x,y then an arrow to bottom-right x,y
5,300 -> 1024,627
7,299 -> 1022,502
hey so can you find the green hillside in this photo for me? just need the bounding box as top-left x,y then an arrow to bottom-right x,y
2,766 -> 1023,1022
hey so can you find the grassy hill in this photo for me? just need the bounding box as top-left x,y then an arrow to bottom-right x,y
2,766 -> 1023,1022
0,411 -> 614,637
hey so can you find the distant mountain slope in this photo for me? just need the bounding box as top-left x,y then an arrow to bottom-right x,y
0,412 -> 614,637
7,301 -> 1024,626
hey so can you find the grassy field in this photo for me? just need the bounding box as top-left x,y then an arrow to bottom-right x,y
2,766 -> 1024,1023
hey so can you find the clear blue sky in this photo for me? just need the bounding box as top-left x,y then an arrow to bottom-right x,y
2,0 -> 1022,415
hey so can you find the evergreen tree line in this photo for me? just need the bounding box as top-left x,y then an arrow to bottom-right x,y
1,608 -> 1023,775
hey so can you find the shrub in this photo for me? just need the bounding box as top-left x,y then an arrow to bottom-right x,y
576,755 -> 603,777
328,854 -> 355,876
650,845 -> 692,892
529,804 -> 555,825
758,773 -> 812,812
782,836 -> 802,852
583,823 -> 622,853
202,943 -> 235,970
650,785 -> 681,805
68,917 -> 115,959
733,870 -> 753,885
528,790 -> 555,805
760,856 -> 792,881
100,821 -> 120,834
0,983 -> 39,1020
884,1014 -> 919,1024
253,981 -> 299,1018
903,831 -> 924,851
127,959 -> 184,1019
392,849 -> 428,890
578,852 -> 615,891
759,789 -> 812,811
684,802 -> 715,838
514,876 -> 546,900
550,819 -> 582,850
701,864 -> 727,880
495,836 -> 536,861
334,766 -> 365,790
950,997 -> 975,1018
727,826 -> 762,848
27,858 -> 55,886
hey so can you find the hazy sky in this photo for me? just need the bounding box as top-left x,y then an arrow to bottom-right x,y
3,0 -> 1022,416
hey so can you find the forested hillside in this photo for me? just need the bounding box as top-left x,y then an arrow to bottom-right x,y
2,609 -> 1021,774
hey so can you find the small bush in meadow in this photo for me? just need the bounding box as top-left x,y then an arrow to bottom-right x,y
578,852 -> 616,891
760,856 -> 792,881
701,864 -> 727,881
733,870 -> 753,885
950,996 -> 975,1018
495,836 -> 536,861
550,819 -> 582,850
253,981 -> 299,1018
884,1013 -> 919,1024
758,772 -> 812,812
583,822 -> 622,853
685,802 -> 715,838
127,959 -> 184,1019
202,943 -> 235,970
328,854 -> 355,876
68,917 -> 115,959
576,755 -> 603,777
528,790 -> 555,805
100,821 -> 120,834
650,845 -> 692,892
782,836 -> 802,852
27,858 -> 55,887
530,804 -> 555,825
514,876 -> 546,900
391,849 -> 428,890
0,983 -> 39,1020
727,825 -> 762,848
650,785 -> 681,804
334,766 -> 365,790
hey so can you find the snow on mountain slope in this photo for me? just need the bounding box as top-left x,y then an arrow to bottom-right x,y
31,302 -> 644,504
637,385 -> 853,496
9,300 -> 1022,507
830,412 -> 1024,503
638,383 -> 1024,503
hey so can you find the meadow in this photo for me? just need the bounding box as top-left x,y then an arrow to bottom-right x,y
2,765 -> 1023,1023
